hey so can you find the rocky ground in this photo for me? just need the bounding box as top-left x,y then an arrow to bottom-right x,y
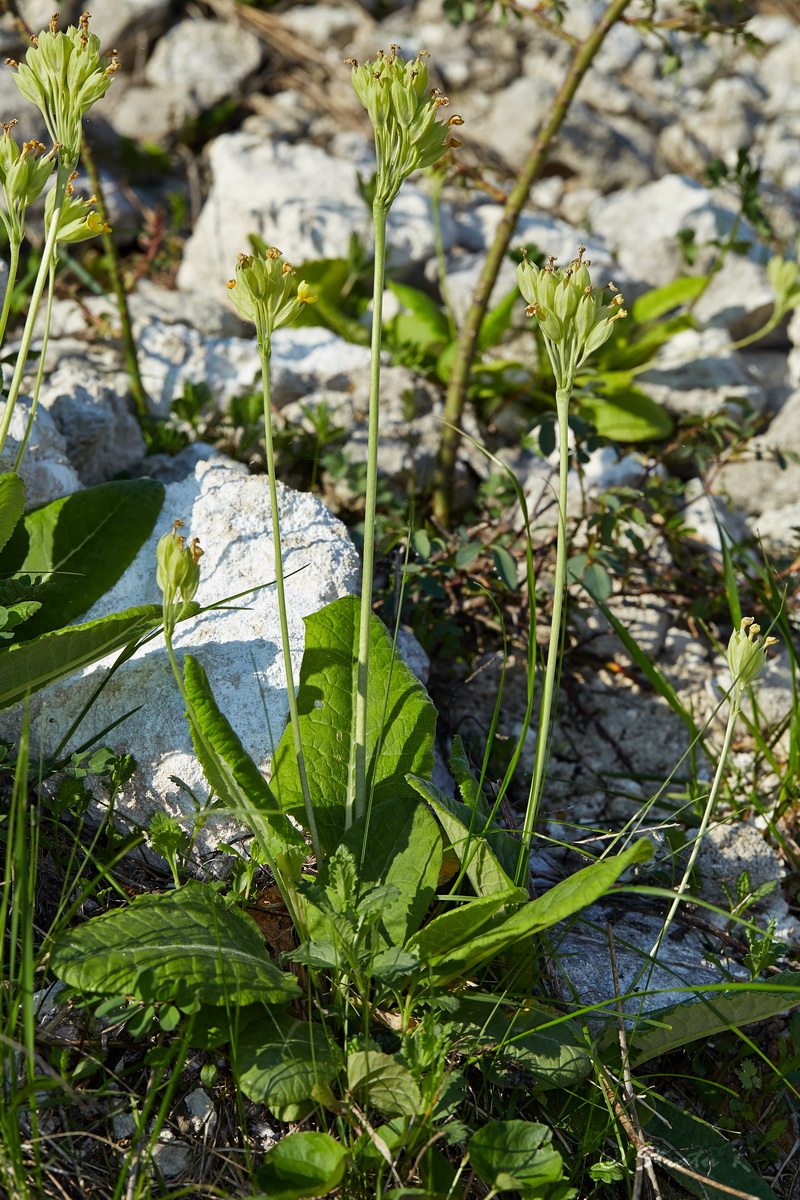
3,0 -> 800,1054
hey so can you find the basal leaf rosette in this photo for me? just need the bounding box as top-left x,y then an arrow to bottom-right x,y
6,12 -> 119,167
347,45 -> 463,207
517,245 -> 627,393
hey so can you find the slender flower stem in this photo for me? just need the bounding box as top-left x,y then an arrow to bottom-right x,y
516,385 -> 571,885
650,695 -> 740,958
0,237 -> 21,350
13,259 -> 54,471
259,343 -> 322,864
351,199 -> 388,829
0,160 -> 72,458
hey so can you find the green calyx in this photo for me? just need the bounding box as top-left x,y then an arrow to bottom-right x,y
727,617 -> 779,698
226,248 -> 318,347
8,12 -> 119,167
157,521 -> 204,629
347,46 -> 463,207
45,174 -> 110,243
0,122 -> 55,240
517,245 -> 627,393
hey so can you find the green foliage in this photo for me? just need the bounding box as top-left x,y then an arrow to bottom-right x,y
254,1131 -> 348,1200
271,595 -> 437,853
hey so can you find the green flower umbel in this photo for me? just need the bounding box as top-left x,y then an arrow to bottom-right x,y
227,247 -> 317,348
156,520 -> 203,637
727,617 -> 779,699
0,122 -> 55,242
347,45 -> 463,207
517,245 -> 627,393
6,12 -> 119,167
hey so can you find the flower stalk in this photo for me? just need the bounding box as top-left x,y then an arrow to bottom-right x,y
227,248 -> 321,864
515,248 -> 627,883
347,46 -> 461,828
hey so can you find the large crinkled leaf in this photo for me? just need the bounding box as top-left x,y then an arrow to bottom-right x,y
334,797 -> 442,946
0,472 -> 25,554
272,595 -> 437,853
49,882 -> 298,1010
235,1011 -> 342,1108
347,1050 -> 422,1118
408,841 -> 652,984
407,774 -> 518,898
469,1120 -> 567,1194
453,996 -> 591,1092
0,478 -> 164,638
254,1131 -> 348,1200
578,387 -> 673,442
0,602 -> 186,711
643,1098 -> 777,1200
605,971 -> 800,1068
182,654 -> 307,882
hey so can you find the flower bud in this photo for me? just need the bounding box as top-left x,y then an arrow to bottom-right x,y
727,617 -> 779,698
347,46 -> 461,207
157,520 -> 203,616
226,248 -> 317,346
517,246 -> 627,392
0,124 -> 55,241
8,13 -> 119,167
45,174 -> 110,243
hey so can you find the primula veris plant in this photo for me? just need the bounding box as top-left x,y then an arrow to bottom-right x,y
5,11 -> 119,168
727,616 -> 778,699
0,124 -> 54,242
516,244 -> 627,393
347,45 -> 463,207
156,520 -> 203,639
227,247 -> 318,342
44,173 -> 111,243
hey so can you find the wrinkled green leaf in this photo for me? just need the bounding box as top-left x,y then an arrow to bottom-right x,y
335,797 -> 442,945
0,478 -> 164,638
0,472 -> 25,554
254,1131 -> 348,1200
408,775 -> 517,898
643,1097 -> 777,1200
236,1011 -> 342,1108
608,972 -> 800,1068
409,841 -> 652,983
272,595 -> 437,853
49,882 -> 298,1010
454,996 -> 591,1091
182,654 -> 307,882
348,1050 -> 422,1117
469,1120 -> 568,1195
0,602 -> 183,711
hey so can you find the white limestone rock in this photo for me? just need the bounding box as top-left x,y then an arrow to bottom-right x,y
639,327 -> 764,419
0,398 -> 81,506
38,364 -> 146,486
176,133 -> 453,296
143,18 -> 263,114
0,461 -> 361,858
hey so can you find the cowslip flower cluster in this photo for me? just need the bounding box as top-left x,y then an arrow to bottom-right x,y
45,171 -> 110,243
226,248 -> 317,347
516,245 -> 627,393
5,12 -> 119,167
156,520 -> 203,634
0,122 -> 55,241
347,45 -> 463,207
727,617 -> 778,699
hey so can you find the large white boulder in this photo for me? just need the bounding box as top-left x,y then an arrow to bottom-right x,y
0,460 -> 361,860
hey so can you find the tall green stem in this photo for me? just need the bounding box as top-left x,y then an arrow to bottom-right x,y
0,160 -> 72,458
516,385 -> 571,885
432,0 -> 634,526
351,199 -> 388,829
0,238 -> 20,350
650,695 -> 740,957
259,344 -> 322,864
